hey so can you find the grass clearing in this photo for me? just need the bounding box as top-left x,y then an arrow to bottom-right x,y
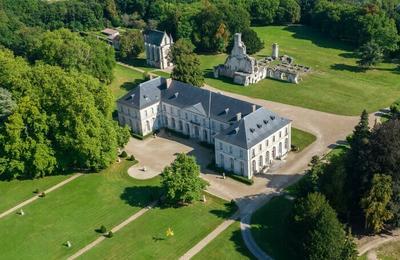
110,64 -> 145,100
251,196 -> 296,260
81,194 -> 237,259
291,128 -> 316,152
0,175 -> 71,213
0,160 -> 161,259
200,25 -> 400,116
193,221 -> 254,260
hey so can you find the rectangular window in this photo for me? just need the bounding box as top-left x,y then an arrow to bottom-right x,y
145,110 -> 148,117
219,142 -> 223,150
185,113 -> 188,120
279,131 -> 282,138
273,135 -> 276,142
203,119 -> 206,127
240,150 -> 243,158
266,139 -> 269,147
163,105 -> 166,111
285,127 -> 288,136
259,144 -> 262,151
229,146 -> 233,154
252,149 -> 255,158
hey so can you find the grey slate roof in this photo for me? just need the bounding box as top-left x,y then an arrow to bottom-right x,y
117,77 -> 164,109
144,29 -> 166,46
215,107 -> 291,149
117,77 -> 291,148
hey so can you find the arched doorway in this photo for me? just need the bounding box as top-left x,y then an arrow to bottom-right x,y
279,142 -> 282,157
265,151 -> 270,165
272,146 -> 276,159
252,160 -> 257,174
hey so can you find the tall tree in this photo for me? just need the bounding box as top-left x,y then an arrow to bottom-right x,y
168,39 -> 204,87
361,174 -> 393,233
291,192 -> 357,260
118,30 -> 144,60
357,40 -> 384,68
161,153 -> 207,204
345,110 -> 371,218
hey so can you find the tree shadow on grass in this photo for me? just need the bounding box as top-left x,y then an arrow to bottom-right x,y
229,228 -> 257,259
120,186 -> 163,208
283,25 -> 354,52
120,78 -> 143,93
209,201 -> 238,219
119,57 -> 153,70
330,63 -> 367,73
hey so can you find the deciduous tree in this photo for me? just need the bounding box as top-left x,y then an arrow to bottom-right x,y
168,39 -> 204,87
161,153 -> 207,204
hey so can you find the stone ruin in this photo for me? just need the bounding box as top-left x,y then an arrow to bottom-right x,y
213,33 -> 311,86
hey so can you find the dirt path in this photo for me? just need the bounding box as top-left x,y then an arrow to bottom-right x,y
67,200 -> 158,260
358,228 -> 400,256
0,173 -> 82,220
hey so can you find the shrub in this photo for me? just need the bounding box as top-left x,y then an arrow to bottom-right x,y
128,155 -> 136,161
100,225 -> 107,234
39,192 -> 46,197
108,231 -> 114,238
34,188 -> 40,194
119,151 -> 128,158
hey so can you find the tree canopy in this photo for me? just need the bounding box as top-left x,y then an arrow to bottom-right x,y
0,49 -> 129,180
168,38 -> 204,87
161,153 -> 207,204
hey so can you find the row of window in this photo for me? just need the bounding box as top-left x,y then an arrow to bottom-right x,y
252,128 -> 289,158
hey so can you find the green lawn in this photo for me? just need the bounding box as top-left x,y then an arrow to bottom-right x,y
291,128 -> 316,152
152,70 -> 171,78
0,160 -> 161,259
193,221 -> 254,260
0,174 -> 71,213
200,25 -> 400,116
110,64 -> 145,100
81,194 -> 237,259
250,196 -> 297,260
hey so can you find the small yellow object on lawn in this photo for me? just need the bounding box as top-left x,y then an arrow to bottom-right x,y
166,227 -> 174,237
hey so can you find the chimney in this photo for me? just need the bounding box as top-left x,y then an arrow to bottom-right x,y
252,104 -> 256,112
236,112 -> 242,121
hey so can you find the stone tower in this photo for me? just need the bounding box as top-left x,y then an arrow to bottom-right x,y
272,43 -> 279,59
231,33 -> 247,57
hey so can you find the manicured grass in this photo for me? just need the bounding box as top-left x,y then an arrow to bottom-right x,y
109,64 -> 145,100
152,70 -> 171,78
0,160 -> 161,259
251,196 -> 297,260
119,53 -> 156,72
193,221 -> 254,260
376,240 -> 400,260
291,128 -> 316,152
200,25 -> 400,116
81,194 -> 237,259
0,175 -> 71,213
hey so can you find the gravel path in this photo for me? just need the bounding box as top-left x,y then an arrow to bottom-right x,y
0,173 -> 82,220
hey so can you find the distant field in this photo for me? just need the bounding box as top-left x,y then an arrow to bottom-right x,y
200,25 -> 400,116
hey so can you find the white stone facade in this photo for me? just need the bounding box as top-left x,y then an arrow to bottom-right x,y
117,78 -> 291,179
144,30 -> 173,69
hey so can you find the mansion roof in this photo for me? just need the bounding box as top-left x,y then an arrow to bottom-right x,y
118,77 -> 291,148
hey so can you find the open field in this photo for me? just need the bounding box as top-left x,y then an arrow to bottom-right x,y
0,175 -> 70,213
193,221 -> 254,260
199,25 -> 400,116
0,160 -> 161,259
81,194 -> 236,259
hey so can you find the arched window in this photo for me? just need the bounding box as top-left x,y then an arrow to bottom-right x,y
272,146 -> 276,158
285,138 -> 289,149
230,158 -> 234,171
259,155 -> 263,167
146,120 -> 150,131
252,160 -> 257,173
265,151 -> 270,164
279,142 -> 283,156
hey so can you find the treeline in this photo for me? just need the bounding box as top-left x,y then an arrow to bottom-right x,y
0,46 -> 130,180
296,110 -> 400,235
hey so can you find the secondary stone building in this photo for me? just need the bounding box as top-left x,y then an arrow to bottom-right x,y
143,29 -> 173,69
117,77 -> 292,179
214,33 -> 310,86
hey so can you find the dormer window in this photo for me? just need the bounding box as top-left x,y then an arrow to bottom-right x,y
224,108 -> 230,114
